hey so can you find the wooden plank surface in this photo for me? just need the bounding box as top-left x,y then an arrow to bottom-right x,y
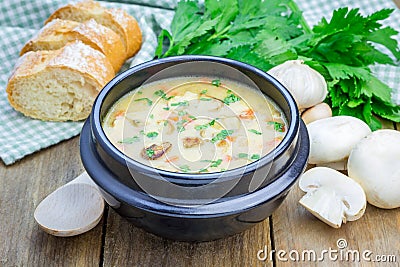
103,209 -> 272,267
0,137 -> 103,267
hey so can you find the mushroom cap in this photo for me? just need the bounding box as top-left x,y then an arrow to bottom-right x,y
301,102 -> 332,125
299,167 -> 366,228
348,129 -> 400,209
307,116 -> 371,164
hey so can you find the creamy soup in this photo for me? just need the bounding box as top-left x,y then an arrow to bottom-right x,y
103,77 -> 287,173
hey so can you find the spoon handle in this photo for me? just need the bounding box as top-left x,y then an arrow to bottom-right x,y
69,172 -> 97,187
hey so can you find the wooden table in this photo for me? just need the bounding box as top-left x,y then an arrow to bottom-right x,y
1,3 -> 400,266
1,124 -> 399,267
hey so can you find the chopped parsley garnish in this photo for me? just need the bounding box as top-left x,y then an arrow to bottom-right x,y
149,114 -> 154,119
194,119 -> 216,130
163,106 -> 170,111
146,132 -> 159,138
199,168 -> 209,173
139,130 -> 145,135
137,91 -> 143,94
223,93 -> 240,105
201,159 -> 223,168
134,98 -> 153,106
118,136 -> 140,144
154,89 -> 174,100
211,79 -> 221,87
145,148 -> 155,158
210,159 -> 223,167
238,153 -> 249,158
267,121 -> 285,132
178,110 -> 188,116
171,101 -> 189,107
238,153 -> 261,160
194,124 -> 208,130
200,97 -> 212,101
179,165 -> 191,172
248,129 -> 262,135
211,129 -> 233,143
200,89 -> 207,94
176,119 -> 187,132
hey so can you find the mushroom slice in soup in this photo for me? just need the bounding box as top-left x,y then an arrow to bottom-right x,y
182,137 -> 203,148
141,142 -> 172,160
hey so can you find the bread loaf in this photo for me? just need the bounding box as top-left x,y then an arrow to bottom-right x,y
45,0 -> 142,58
20,19 -> 126,72
7,41 -> 115,121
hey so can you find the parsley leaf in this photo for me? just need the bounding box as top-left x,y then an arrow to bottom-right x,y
248,129 -> 262,135
156,1 -> 400,129
237,153 -> 261,160
118,136 -> 140,144
145,148 -> 155,158
171,101 -> 189,107
179,165 -> 191,173
223,93 -> 240,105
238,153 -> 249,158
210,159 -> 223,168
154,90 -> 174,100
211,129 -> 234,143
134,98 -> 153,106
194,119 -> 216,130
211,79 -> 221,86
267,121 -> 285,132
146,132 -> 159,139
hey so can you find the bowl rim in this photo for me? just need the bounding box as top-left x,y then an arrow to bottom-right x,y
91,55 -> 300,181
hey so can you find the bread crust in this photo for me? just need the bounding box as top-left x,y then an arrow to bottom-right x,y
45,0 -> 142,58
7,41 -> 115,121
21,19 -> 126,72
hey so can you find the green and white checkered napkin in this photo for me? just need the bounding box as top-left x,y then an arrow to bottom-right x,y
0,0 -> 399,165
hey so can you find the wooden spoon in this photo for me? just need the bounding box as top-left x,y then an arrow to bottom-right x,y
34,172 -> 104,237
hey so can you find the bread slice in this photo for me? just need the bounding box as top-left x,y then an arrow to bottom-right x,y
20,19 -> 126,72
7,41 -> 115,121
45,0 -> 142,58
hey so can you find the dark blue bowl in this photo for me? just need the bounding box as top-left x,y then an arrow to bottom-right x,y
80,55 -> 309,241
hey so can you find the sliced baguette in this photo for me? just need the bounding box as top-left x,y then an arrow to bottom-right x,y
20,19 -> 126,72
7,41 -> 114,121
45,0 -> 142,58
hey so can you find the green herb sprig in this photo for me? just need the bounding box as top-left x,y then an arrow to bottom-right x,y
211,129 -> 233,143
156,0 -> 400,130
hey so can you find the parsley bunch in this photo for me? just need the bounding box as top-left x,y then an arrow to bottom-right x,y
155,0 -> 400,130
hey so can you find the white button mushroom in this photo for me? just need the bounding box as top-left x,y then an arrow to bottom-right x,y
307,116 -> 371,170
267,60 -> 328,109
299,167 -> 367,228
348,129 -> 400,209
301,102 -> 332,125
